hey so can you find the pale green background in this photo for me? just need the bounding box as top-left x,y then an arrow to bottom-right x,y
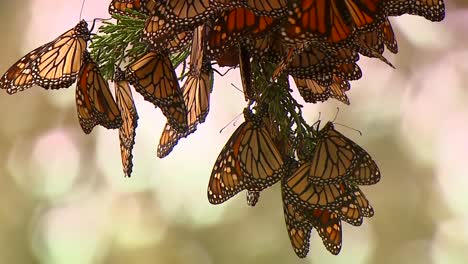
1,1 -> 468,264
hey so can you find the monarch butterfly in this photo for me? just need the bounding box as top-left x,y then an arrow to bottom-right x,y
207,109 -> 284,204
126,51 -> 188,133
0,20 -> 90,94
307,122 -> 381,185
108,0 -> 157,17
114,68 -> 139,177
285,153 -> 367,226
75,52 -> 123,134
282,181 -> 345,256
157,26 -> 213,158
293,76 -> 350,105
207,7 -> 279,59
157,65 -> 214,158
281,0 -> 386,46
384,0 -> 445,22
161,0 -> 221,27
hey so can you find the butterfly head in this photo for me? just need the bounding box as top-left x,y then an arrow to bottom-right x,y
114,67 -> 126,82
76,20 -> 91,41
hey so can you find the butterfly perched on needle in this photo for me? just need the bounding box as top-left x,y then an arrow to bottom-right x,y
0,20 -> 90,94
114,68 -> 139,177
157,26 -> 213,158
306,122 -> 381,186
126,51 -> 188,133
207,108 -> 285,204
75,52 -> 123,134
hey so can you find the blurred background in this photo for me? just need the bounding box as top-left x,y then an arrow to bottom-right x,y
1,1 -> 468,263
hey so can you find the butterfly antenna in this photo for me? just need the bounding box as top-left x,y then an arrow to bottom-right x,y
79,0 -> 87,21
333,123 -> 363,136
88,18 -> 112,33
332,107 -> 340,122
230,83 -> 244,94
219,113 -> 243,134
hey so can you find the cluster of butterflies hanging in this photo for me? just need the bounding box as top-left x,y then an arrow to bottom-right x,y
0,0 -> 445,258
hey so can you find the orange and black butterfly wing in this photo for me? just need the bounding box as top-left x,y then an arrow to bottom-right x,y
284,44 -> 337,80
114,68 -> 139,177
126,52 -> 188,133
238,114 -> 285,191
161,0 -> 219,28
333,62 -> 362,81
384,0 -> 445,22
207,7 -> 278,58
157,69 -> 213,158
0,43 -> 48,94
157,43 -> 213,158
329,76 -> 350,105
348,143 -> 381,185
282,0 -> 353,46
144,7 -> 176,47
109,0 -> 156,17
1,21 -> 89,93
282,197 -> 313,258
283,162 -> 348,210
185,66 -> 213,131
355,27 -> 385,57
351,185 -> 374,217
283,163 -> 363,225
32,20 -> 90,89
207,121 -> 250,204
342,0 -> 386,31
76,53 -> 122,134
75,63 -> 100,134
333,184 -> 364,226
381,18 -> 398,54
294,75 -> 349,105
309,208 -> 342,255
293,77 -> 332,104
157,122 -> 184,158
307,122 -> 381,185
307,122 -> 359,184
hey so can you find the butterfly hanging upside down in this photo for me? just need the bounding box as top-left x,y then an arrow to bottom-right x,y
207,108 -> 285,204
